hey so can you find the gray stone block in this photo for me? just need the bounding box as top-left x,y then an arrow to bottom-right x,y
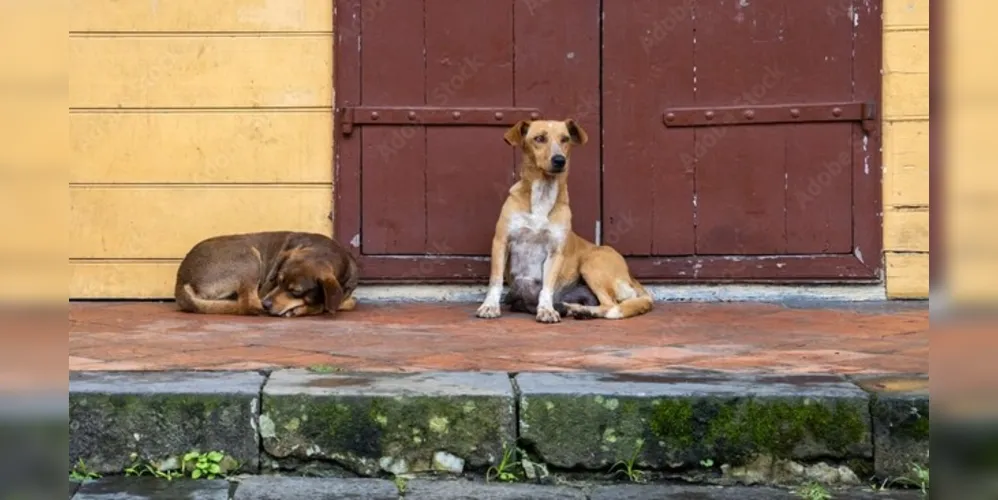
232,476 -> 398,499
72,477 -> 230,499
590,485 -> 924,499
590,484 -> 797,499
70,480 -> 81,499
404,480 -> 586,500
854,375 -> 930,478
260,370 -> 516,476
70,371 -> 264,474
517,372 -> 872,469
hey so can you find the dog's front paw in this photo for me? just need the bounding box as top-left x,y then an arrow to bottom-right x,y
536,305 -> 561,323
476,302 -> 502,319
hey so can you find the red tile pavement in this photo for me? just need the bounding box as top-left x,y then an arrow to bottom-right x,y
69,301 -> 928,374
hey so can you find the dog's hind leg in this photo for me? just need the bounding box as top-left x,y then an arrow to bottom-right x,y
562,249 -> 652,320
178,283 -> 264,315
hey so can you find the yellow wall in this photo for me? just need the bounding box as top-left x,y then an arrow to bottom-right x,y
69,1 -> 930,299
69,0 -> 335,298
882,0 -> 930,298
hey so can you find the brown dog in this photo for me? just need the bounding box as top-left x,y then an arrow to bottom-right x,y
175,232 -> 359,317
476,119 -> 653,323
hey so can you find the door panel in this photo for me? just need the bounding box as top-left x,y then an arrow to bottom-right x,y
336,0 -> 600,281
602,0 -> 696,256
602,0 -> 882,280
337,0 -> 882,283
358,0 -> 426,254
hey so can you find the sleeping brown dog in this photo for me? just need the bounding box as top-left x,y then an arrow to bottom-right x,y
175,232 -> 359,317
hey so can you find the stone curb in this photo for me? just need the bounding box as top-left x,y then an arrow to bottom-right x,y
70,371 -> 265,475
68,370 -> 929,485
68,478 -> 928,500
518,372 -> 872,472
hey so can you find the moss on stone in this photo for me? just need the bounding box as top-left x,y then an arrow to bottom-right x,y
262,394 -> 511,474
650,397 -> 867,464
649,399 -> 695,449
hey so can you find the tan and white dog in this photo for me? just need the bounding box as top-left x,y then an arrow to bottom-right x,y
476,119 -> 653,323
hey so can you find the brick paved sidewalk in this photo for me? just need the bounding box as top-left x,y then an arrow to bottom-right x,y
69,300 -> 927,374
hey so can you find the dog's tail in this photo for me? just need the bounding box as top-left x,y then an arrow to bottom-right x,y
565,278 -> 653,320
614,279 -> 653,319
175,283 -> 244,315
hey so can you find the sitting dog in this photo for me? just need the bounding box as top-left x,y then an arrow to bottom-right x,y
476,119 -> 653,322
175,232 -> 358,317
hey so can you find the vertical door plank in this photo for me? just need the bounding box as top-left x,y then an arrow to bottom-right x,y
360,0 -> 427,254
693,0 -> 788,255
602,0 -> 696,256
515,0 -> 601,244
424,0 -> 514,255
783,0 -> 854,253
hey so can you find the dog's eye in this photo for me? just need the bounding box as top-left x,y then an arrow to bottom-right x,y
533,135 -> 547,144
560,136 -> 570,144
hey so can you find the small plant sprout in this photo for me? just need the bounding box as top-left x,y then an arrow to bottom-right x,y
69,459 -> 101,482
183,450 -> 226,480
123,453 -> 181,481
486,443 -> 521,483
699,458 -> 714,468
792,481 -> 832,500
393,475 -> 409,494
609,441 -> 646,483
307,364 -> 341,374
886,462 -> 929,497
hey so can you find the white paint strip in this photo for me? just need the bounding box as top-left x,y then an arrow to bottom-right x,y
353,284 -> 887,303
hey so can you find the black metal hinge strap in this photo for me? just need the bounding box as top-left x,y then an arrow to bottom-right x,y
662,101 -> 877,131
340,107 -> 542,136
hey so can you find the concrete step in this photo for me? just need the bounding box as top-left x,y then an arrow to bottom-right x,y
70,476 -> 925,500
69,370 -> 929,490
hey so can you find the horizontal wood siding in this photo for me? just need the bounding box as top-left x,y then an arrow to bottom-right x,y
883,0 -> 929,299
69,1 -> 333,298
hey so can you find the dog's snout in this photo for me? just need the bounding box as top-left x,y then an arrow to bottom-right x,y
262,298 -> 273,310
551,154 -> 567,169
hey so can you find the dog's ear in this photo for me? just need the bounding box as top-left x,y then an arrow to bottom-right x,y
317,265 -> 345,314
565,119 -> 588,145
263,250 -> 291,290
503,120 -> 533,146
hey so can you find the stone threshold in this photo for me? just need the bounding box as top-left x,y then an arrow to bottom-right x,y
69,370 -> 928,490
69,476 -> 926,499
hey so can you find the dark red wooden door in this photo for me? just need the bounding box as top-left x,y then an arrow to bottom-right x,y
335,0 -> 600,282
602,0 -> 882,281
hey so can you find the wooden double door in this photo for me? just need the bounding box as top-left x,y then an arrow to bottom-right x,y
334,0 -> 883,283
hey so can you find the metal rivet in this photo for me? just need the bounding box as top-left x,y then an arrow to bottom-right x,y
452,111 -> 461,119
790,108 -> 800,118
705,111 -> 715,120
530,112 -> 540,119
832,107 -> 842,117
408,111 -> 417,120
494,112 -> 504,120
743,110 -> 755,119
370,111 -> 379,120
665,112 -> 676,122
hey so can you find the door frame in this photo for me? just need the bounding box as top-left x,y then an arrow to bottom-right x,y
333,0 -> 884,284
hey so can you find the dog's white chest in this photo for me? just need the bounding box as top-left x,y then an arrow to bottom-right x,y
507,181 -> 564,280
